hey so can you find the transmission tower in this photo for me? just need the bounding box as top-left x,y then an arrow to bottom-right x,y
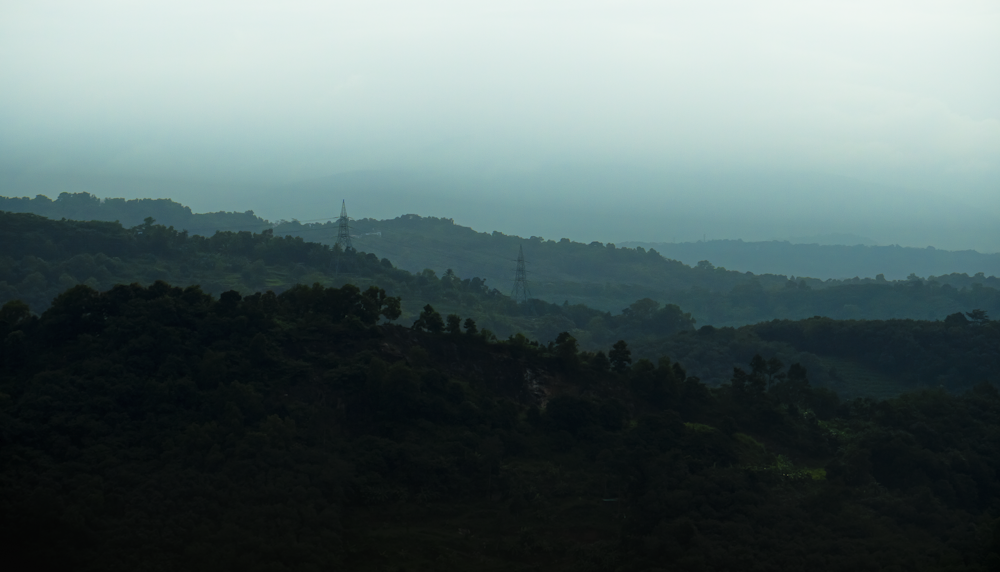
336,200 -> 353,251
511,245 -> 530,304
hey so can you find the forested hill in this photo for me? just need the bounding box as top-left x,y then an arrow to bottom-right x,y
287,213 -> 788,298
2,192 -> 777,298
0,210 -> 705,348
4,280 -> 1000,570
622,239 -> 1000,282
0,191 -> 268,236
4,209 -> 1000,335
5,209 -> 1000,405
277,213 -> 1000,299
6,192 -> 1000,324
9,191 -> 998,294
285,214 -> 1000,324
635,314 -> 1000,400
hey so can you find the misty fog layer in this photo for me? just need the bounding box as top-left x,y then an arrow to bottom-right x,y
1,1 -> 998,249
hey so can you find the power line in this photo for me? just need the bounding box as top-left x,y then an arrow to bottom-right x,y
111,206 -> 540,281
177,213 -> 523,266
511,244 -> 530,304
335,200 -> 353,251
243,220 -> 520,275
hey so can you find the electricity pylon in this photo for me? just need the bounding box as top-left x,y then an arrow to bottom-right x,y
511,245 -> 530,304
336,200 -> 353,251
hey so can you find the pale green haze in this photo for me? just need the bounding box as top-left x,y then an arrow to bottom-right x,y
2,1 -> 998,250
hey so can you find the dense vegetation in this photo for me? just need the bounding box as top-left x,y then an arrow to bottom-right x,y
4,281 -> 1000,570
635,313 -> 1000,400
4,196 -> 1000,569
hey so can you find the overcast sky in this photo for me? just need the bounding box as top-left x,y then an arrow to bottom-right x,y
1,1 -> 998,248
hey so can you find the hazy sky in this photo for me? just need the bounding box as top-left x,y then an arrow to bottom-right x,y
2,1 -> 998,248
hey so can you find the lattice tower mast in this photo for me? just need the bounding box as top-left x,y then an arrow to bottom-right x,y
511,244 -> 530,304
336,200 -> 353,251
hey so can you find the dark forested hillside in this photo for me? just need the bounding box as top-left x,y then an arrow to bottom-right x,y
630,314 -> 1000,401
2,282 -> 1000,570
0,210 -> 381,313
753,316 -> 1000,392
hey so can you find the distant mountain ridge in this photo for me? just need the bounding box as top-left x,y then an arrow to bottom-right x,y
786,233 -> 879,246
621,239 -> 1000,281
250,167 -> 1000,253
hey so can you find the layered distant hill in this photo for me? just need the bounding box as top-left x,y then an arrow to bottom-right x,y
4,192 -> 1000,326
621,239 -> 1000,282
2,209 -> 1000,400
286,215 -> 1000,324
0,191 -> 268,236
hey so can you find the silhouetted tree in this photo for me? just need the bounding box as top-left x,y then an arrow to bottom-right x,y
591,350 -> 610,372
463,317 -> 478,335
446,313 -> 462,335
610,340 -> 632,373
967,309 -> 990,324
413,304 -> 444,333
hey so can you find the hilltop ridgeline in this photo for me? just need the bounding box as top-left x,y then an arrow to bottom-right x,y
0,191 -> 269,236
